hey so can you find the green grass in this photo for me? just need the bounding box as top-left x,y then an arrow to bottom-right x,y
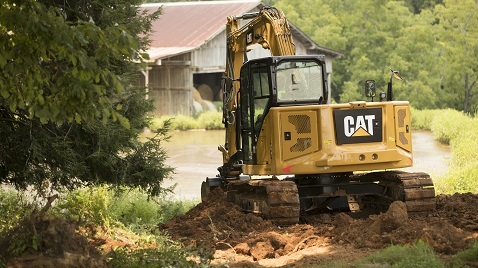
447,242 -> 478,267
358,240 -> 442,268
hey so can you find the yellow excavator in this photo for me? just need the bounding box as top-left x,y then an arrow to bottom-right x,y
201,6 -> 435,225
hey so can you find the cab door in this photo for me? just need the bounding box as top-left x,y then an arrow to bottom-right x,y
240,61 -> 271,164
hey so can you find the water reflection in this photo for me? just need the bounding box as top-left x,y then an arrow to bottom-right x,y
161,130 -> 450,199
161,130 -> 225,199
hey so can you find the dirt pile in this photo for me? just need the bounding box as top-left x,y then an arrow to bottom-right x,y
163,191 -> 478,266
0,215 -> 107,268
163,188 -> 330,261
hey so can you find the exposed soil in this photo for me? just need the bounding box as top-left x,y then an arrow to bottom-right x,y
2,189 -> 478,267
163,188 -> 478,267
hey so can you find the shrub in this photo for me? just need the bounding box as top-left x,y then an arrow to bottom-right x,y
108,188 -> 198,232
0,189 -> 32,234
197,111 -> 223,130
150,115 -> 199,131
57,185 -> 112,226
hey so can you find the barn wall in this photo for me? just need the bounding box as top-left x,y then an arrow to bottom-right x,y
148,64 -> 193,116
192,31 -> 227,71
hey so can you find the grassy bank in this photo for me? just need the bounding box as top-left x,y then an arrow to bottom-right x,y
411,108 -> 478,194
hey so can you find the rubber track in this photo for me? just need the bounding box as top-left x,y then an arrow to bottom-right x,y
226,171 -> 435,226
226,180 -> 300,226
354,171 -> 436,214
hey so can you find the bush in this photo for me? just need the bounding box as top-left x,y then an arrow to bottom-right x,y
57,185 -> 113,226
150,112 -> 223,131
108,189 -> 198,232
197,111 -> 223,130
0,189 -> 32,234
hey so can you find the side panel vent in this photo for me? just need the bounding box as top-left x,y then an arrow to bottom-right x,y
397,109 -> 406,128
280,111 -> 319,162
288,115 -> 311,134
291,138 -> 312,152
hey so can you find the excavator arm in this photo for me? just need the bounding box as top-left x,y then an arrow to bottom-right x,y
221,7 -> 295,168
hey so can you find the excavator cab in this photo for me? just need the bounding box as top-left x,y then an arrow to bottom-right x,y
238,55 -> 327,165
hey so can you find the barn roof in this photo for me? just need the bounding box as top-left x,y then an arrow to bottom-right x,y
141,0 -> 260,60
141,1 -> 342,61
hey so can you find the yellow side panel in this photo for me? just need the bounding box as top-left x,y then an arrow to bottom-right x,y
279,110 -> 319,161
394,105 -> 412,152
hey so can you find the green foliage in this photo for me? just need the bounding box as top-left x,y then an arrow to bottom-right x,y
55,186 -> 206,267
151,111 -> 223,131
0,186 -> 205,267
57,185 -> 112,226
0,0 -> 173,196
108,188 -> 198,232
0,189 -> 32,235
0,190 -> 45,263
197,111 -> 223,130
56,185 -> 197,231
411,108 -> 441,130
359,240 -> 442,268
0,0 -> 158,125
434,0 -> 478,114
273,0 -> 477,112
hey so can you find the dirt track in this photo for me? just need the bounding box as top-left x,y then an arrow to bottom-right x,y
163,188 -> 478,267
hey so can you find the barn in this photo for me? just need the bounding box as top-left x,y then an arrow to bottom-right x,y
139,0 -> 343,116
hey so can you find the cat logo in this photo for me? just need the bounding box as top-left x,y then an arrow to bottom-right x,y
334,108 -> 383,145
344,115 -> 376,137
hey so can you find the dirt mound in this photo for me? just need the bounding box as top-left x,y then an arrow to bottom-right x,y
163,187 -> 277,250
330,200 -> 471,254
164,191 -> 478,266
0,215 -> 107,267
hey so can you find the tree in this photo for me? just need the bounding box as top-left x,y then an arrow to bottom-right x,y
275,0 -> 444,108
0,0 -> 172,196
435,0 -> 478,114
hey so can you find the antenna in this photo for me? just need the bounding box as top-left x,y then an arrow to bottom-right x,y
387,69 -> 402,101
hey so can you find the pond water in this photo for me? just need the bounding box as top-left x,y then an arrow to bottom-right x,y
161,130 -> 451,199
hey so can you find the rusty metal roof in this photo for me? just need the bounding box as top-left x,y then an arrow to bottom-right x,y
141,1 -> 261,60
